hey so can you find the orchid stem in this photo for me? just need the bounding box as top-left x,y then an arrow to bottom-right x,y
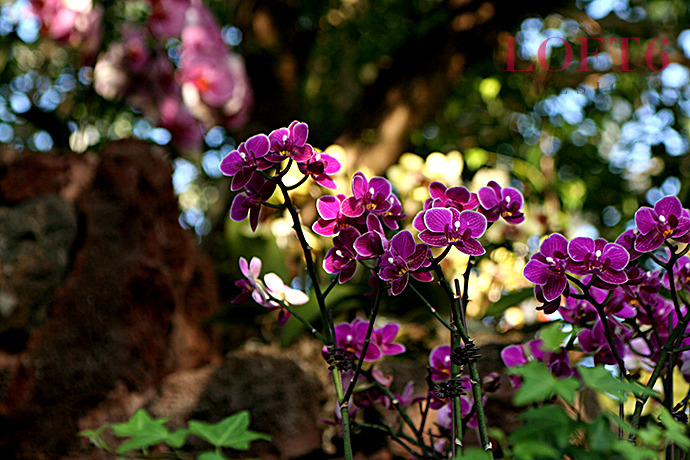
343,285 -> 383,403
409,282 -> 457,333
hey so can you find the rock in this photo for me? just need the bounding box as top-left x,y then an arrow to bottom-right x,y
0,141 -> 220,459
0,195 -> 78,350
190,353 -> 324,460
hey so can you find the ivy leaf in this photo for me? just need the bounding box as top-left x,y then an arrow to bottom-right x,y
451,447 -> 493,460
636,423 -> 662,446
537,321 -> 570,351
658,406 -> 690,450
111,409 -> 169,438
511,362 -> 580,405
578,366 -> 658,402
188,411 -> 271,450
164,429 -> 189,449
611,441 -> 658,460
510,405 -> 579,450
512,440 -> 560,460
587,415 -> 618,453
198,452 -> 229,460
110,409 -> 170,453
79,426 -> 109,450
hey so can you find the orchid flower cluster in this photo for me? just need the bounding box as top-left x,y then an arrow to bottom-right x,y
507,195 -> 690,437
30,0 -> 253,150
220,120 -> 526,459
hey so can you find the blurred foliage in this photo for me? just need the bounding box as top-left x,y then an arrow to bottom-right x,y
3,0 -> 690,345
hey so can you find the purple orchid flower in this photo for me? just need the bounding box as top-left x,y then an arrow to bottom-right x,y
501,340 -> 575,387
323,227 -> 361,283
382,380 -> 426,409
262,273 -> 310,325
232,257 -> 268,305
341,172 -> 394,218
380,194 -> 406,230
219,134 -> 271,191
415,207 -> 487,256
634,196 -> 690,252
566,237 -> 629,285
523,233 -> 570,302
436,386 -> 479,428
298,152 -> 341,189
331,318 -> 381,361
266,120 -> 314,164
615,228 -> 643,262
354,215 -> 390,260
312,194 -> 365,237
230,174 -> 277,231
477,180 -> 525,224
534,285 -> 566,314
559,296 -> 598,326
426,181 -> 479,212
429,345 -> 452,382
662,255 -> 690,293
372,323 -> 406,357
578,317 -> 632,365
378,230 -> 433,296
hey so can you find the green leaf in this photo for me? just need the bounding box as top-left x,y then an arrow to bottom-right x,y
485,288 -> 534,317
111,409 -> 169,438
510,405 -> 579,449
511,362 -> 580,405
537,321 -> 570,351
164,429 -> 189,449
587,415 -> 618,452
452,447 -> 493,460
611,441 -> 658,460
110,409 -> 170,453
578,366 -> 658,402
658,406 -> 690,449
79,426 -> 110,450
512,440 -> 560,460
188,411 -> 271,450
636,423 -> 662,446
198,452 -> 229,460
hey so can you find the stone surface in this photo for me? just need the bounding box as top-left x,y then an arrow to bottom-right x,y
0,195 -> 78,351
0,142 -> 220,459
189,353 -> 324,460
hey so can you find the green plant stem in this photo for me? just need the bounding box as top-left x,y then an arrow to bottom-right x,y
365,368 -> 420,437
332,368 -> 354,460
259,200 -> 287,209
567,274 -> 629,380
458,259 -> 492,454
432,257 -> 493,455
322,276 -> 338,300
285,174 -> 310,190
276,180 -> 333,345
265,294 -> 327,343
409,282 -> 457,333
275,177 -> 356,459
343,286 -> 383,403
629,245 -> 688,440
352,422 -> 420,454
